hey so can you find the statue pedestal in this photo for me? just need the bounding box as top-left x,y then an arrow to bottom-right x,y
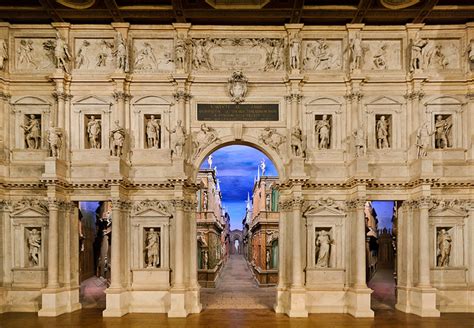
348,157 -> 369,177
289,157 -> 305,177
42,158 -> 67,180
410,158 -> 434,179
108,156 -> 130,179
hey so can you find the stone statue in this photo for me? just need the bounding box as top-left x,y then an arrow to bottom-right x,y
228,70 -> 248,104
75,40 -> 90,69
376,116 -> 390,149
315,229 -> 331,268
265,194 -> 271,211
203,250 -> 208,269
87,115 -> 101,149
290,126 -> 305,157
202,190 -> 208,211
109,120 -> 126,156
0,39 -> 8,71
17,39 -> 36,68
134,42 -> 158,71
28,228 -> 41,267
265,39 -> 284,71
423,40 -> 449,70
259,127 -> 286,154
97,40 -> 111,67
410,32 -> 428,72
437,228 -> 452,267
289,36 -> 301,71
315,115 -> 331,149
47,124 -> 62,158
416,121 -> 433,158
193,123 -> 219,158
207,155 -> 213,169
349,32 -> 363,71
260,158 -> 266,176
54,32 -> 71,73
468,39 -> 474,65
167,119 -> 186,158
266,249 -> 271,270
20,114 -> 41,149
434,115 -> 452,149
146,115 -> 160,149
145,228 -> 160,268
353,127 -> 366,157
175,37 -> 187,71
113,31 -> 128,72
373,44 -> 387,69
192,39 -> 211,70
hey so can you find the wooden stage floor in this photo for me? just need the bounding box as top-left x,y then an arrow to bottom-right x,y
1,308 -> 474,328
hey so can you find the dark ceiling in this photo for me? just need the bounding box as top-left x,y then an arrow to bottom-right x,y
0,0 -> 473,26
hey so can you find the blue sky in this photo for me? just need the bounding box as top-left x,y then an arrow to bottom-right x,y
372,201 -> 395,231
199,145 -> 278,230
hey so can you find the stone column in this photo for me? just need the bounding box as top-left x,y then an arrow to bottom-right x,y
110,200 -> 122,289
354,199 -> 367,288
291,197 -> 303,288
113,91 -> 127,126
173,91 -> 189,125
173,200 -> 185,289
62,203 -> 71,288
47,200 -> 60,289
417,197 -> 431,288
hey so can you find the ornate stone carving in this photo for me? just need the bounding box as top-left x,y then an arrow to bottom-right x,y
172,199 -> 197,211
20,114 -> 41,149
0,39 -> 8,71
146,115 -> 161,149
416,121 -> 433,158
372,43 -> 388,69
290,126 -> 305,158
174,37 -> 189,72
303,39 -> 341,71
434,114 -> 452,149
346,198 -> 367,210
362,40 -> 401,70
145,228 -> 160,268
193,123 -> 219,158
86,115 -> 101,149
173,90 -> 191,102
27,228 -> 41,267
315,114 -> 331,149
16,38 -> 55,70
410,32 -> 428,72
133,39 -> 174,72
167,120 -> 187,158
352,127 -> 366,157
113,31 -> 129,72
43,33 -> 72,73
376,115 -> 390,149
304,198 -> 346,213
228,70 -> 248,104
315,229 -> 332,268
74,38 -> 115,70
13,198 -> 49,214
258,127 -> 286,154
132,199 -> 172,215
75,40 -> 90,69
0,200 -> 12,211
430,198 -> 472,212
468,39 -> 474,66
405,90 -> 425,101
421,39 -> 459,70
349,32 -> 363,71
289,34 -> 301,71
109,120 -> 125,156
46,125 -> 63,158
437,228 -> 452,267
345,91 -> 363,102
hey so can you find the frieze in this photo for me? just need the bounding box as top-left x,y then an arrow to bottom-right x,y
430,198 -> 473,212
172,199 -> 197,212
132,39 -> 174,73
345,198 -> 367,210
303,197 -> 346,214
132,199 -> 173,216
12,198 -> 49,214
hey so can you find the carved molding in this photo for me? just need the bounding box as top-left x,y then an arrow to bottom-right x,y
173,91 -> 191,102
345,198 -> 367,210
303,197 -> 346,214
131,199 -> 173,216
12,198 -> 49,214
404,91 -> 425,101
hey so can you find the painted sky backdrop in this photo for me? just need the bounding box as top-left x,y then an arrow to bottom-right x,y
199,145 -> 278,230
371,201 -> 395,230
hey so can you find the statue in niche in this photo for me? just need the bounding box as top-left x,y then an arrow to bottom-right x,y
468,39 -> 474,65
17,39 -> 36,68
193,123 -> 219,158
203,250 -> 208,269
75,40 -> 90,69
265,193 -> 271,211
289,36 -> 301,71
434,115 -> 452,149
21,114 -> 41,149
376,116 -> 390,149
228,70 -> 248,104
0,39 -> 8,71
113,32 -> 128,72
315,229 -> 332,268
410,32 -> 428,72
166,119 -> 186,158
191,39 -> 211,70
416,121 -> 434,158
175,37 -> 188,71
97,40 -> 112,67
349,32 -> 363,71
109,120 -> 126,156
87,115 -> 101,149
290,126 -> 305,157
134,42 -> 158,71
53,32 -> 72,73
145,228 -> 160,268
437,228 -> 452,267
352,127 -> 366,157
146,115 -> 160,149
259,128 -> 286,154
315,115 -> 331,149
46,124 -> 62,158
373,44 -> 388,69
266,249 -> 271,269
202,191 -> 208,211
27,228 -> 41,267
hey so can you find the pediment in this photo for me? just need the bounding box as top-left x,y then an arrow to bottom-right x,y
133,207 -> 171,218
306,97 -> 341,107
13,96 -> 50,106
430,207 -> 467,217
367,96 -> 402,106
133,96 -> 170,106
305,205 -> 345,217
12,207 -> 48,217
73,95 -> 111,106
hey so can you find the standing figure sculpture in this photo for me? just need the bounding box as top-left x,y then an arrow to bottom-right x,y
17,39 -> 36,68
290,126 -> 305,157
315,115 -> 331,149
193,123 -> 218,158
28,228 -> 41,267
353,127 -> 366,157
315,230 -> 332,268
416,121 -> 433,158
376,115 -> 390,149
21,114 -> 41,149
54,32 -> 71,73
289,37 -> 301,70
0,39 -> 8,71
410,32 -> 428,72
260,158 -> 266,176
167,120 -> 186,158
145,228 -> 160,268
146,115 -> 160,149
349,32 -> 363,71
434,115 -> 452,149
437,229 -> 452,267
110,120 -> 126,156
175,37 -> 187,71
75,40 -> 90,69
203,250 -> 209,269
87,115 -> 101,149
134,42 -> 158,71
47,124 -> 62,158
266,249 -> 271,270
114,32 -> 128,72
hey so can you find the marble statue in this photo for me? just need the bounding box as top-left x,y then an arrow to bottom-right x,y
228,70 -> 248,104
416,121 -> 433,158
145,228 -> 160,268
17,39 -> 36,68
28,228 -> 41,267
97,40 -> 112,67
134,42 -> 158,71
54,32 -> 72,73
192,39 -> 211,70
290,126 -> 305,157
259,127 -> 286,154
87,115 -> 101,149
21,114 -> 41,149
75,40 -> 90,69
353,127 -> 366,157
410,32 -> 428,72
110,120 -> 126,156
114,32 -> 128,72
349,32 -> 363,71
265,39 -> 284,71
266,249 -> 271,269
437,228 -> 452,267
260,158 -> 266,176
175,37 -> 187,71
289,36 -> 301,70
315,229 -> 331,268
434,115 -> 452,149
373,44 -> 387,69
265,194 -> 271,211
469,39 -> 474,64
207,155 -> 213,169
193,123 -> 218,158
47,124 -> 62,158
146,115 -> 160,149
315,115 -> 331,149
203,191 -> 208,211
167,119 -> 186,157
203,250 -> 208,269
376,116 -> 390,149
423,40 -> 449,70
0,39 -> 8,70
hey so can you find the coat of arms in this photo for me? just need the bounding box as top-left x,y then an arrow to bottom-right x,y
228,70 -> 248,104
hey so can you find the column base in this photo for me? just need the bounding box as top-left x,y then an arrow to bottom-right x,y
0,287 -> 5,314
185,288 -> 202,314
274,288 -> 290,313
167,290 -> 189,317
102,288 -> 130,317
287,288 -> 308,317
38,287 -> 81,317
396,286 -> 440,317
346,287 -> 374,318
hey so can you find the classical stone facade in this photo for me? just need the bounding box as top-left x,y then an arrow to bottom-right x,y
0,22 -> 473,319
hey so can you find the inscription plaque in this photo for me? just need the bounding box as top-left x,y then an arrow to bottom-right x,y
197,104 -> 279,121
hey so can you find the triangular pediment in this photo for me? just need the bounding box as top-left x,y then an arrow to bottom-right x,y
430,206 -> 467,217
305,205 -> 345,217
133,96 -> 170,106
73,95 -> 111,106
368,96 -> 402,106
12,207 -> 48,217
13,96 -> 50,106
133,207 -> 171,217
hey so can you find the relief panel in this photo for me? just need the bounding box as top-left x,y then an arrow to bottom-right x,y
14,38 -> 55,71
361,39 -> 402,70
74,38 -> 114,71
132,39 -> 174,73
302,39 -> 342,71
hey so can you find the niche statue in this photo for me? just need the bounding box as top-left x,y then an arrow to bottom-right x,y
315,230 -> 332,268
437,229 -> 452,267
145,228 -> 160,268
28,228 -> 41,267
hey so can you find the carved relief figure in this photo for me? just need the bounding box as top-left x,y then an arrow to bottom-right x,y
17,39 -> 36,68
175,37 -> 187,71
47,124 -> 62,158
376,115 -> 390,149
315,115 -> 331,149
265,39 -> 284,71
75,40 -> 90,69
167,119 -> 186,157
303,39 -> 339,71
315,229 -> 331,268
87,115 -> 101,149
259,127 -> 286,154
0,39 -> 8,70
134,42 -> 159,71
145,228 -> 160,268
423,40 -> 449,70
97,40 -> 112,67
349,32 -> 363,71
113,32 -> 128,72
266,249 -> 271,269
228,70 -> 248,104
437,228 -> 452,267
469,39 -> 474,65
353,127 -> 366,157
203,250 -> 208,269
192,39 -> 211,70
290,126 -> 305,157
146,115 -> 160,149
28,228 -> 41,267
373,44 -> 387,69
434,115 -> 452,149
289,36 -> 301,71
53,32 -> 72,73
410,32 -> 428,72
416,121 -> 433,158
193,123 -> 219,158
110,120 -> 125,156
21,114 -> 41,149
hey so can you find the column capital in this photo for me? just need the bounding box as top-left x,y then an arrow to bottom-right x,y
172,199 -> 196,211
413,196 -> 432,209
0,91 -> 11,101
111,199 -> 131,210
113,91 -> 131,102
285,94 -> 303,103
404,90 -> 425,101
173,90 -> 191,102
344,91 -> 363,102
52,90 -> 71,101
346,198 -> 367,210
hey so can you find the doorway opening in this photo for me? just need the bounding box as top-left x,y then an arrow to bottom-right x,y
366,200 -> 400,310
196,144 -> 279,309
78,201 -> 112,309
